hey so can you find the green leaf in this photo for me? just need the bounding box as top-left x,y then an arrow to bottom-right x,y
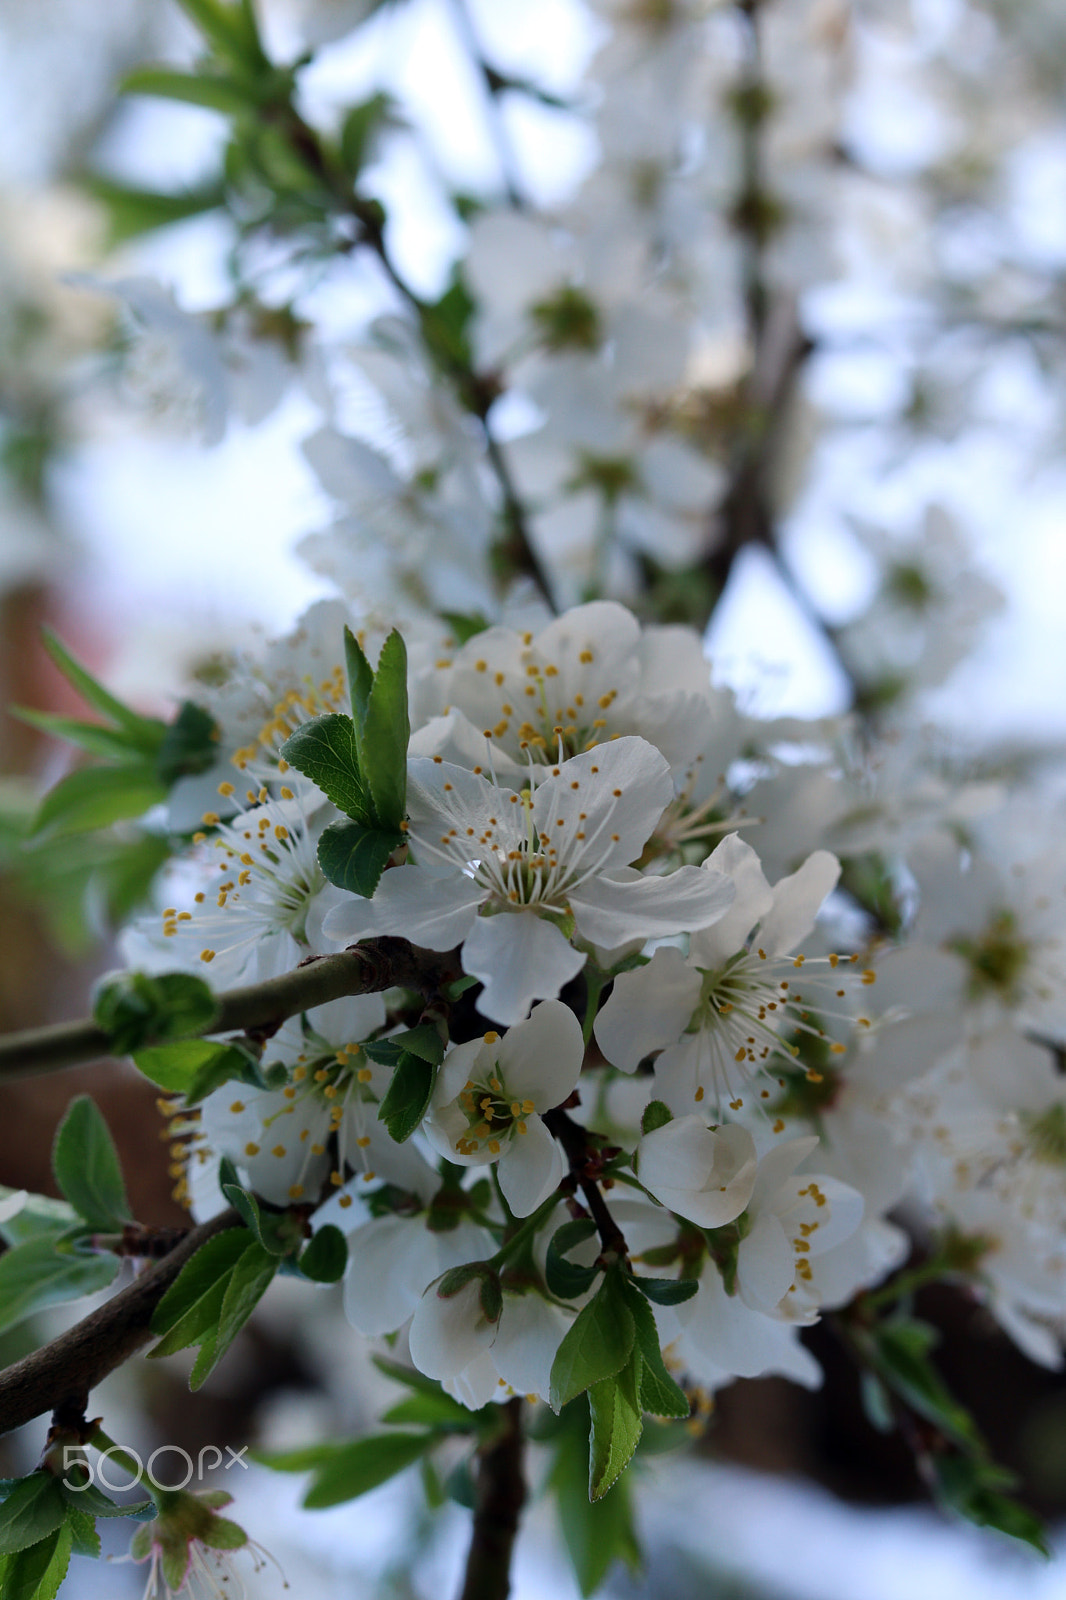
439,612 -> 489,646
339,93 -> 392,178
860,1370 -> 894,1434
174,0 -> 268,68
380,1392 -> 482,1431
122,66 -> 253,115
155,701 -> 220,786
550,1405 -> 641,1596
549,1270 -> 636,1412
252,1442 -> 341,1474
303,1433 -> 434,1509
871,1318 -> 983,1451
377,1051 -> 436,1144
88,176 -> 226,245
32,763 -> 167,839
625,1284 -> 689,1419
51,1096 -> 130,1230
0,1191 -> 77,1248
217,1169 -> 293,1256
360,630 -> 409,830
150,1227 -> 248,1343
317,819 -> 401,898
0,1235 -> 117,1337
190,1241 -> 278,1387
65,1508 -> 100,1559
362,1025 -> 444,1068
630,1275 -> 698,1307
39,629 -> 156,741
298,1225 -> 348,1283
932,1454 -> 1049,1556
57,1477 -> 151,1519
0,1476 -> 66,1556
0,1520 -> 72,1600
344,627 -> 374,729
9,709 -> 151,762
280,714 -> 370,822
94,971 -> 220,1055
545,1219 -> 600,1299
640,1101 -> 673,1136
131,1038 -> 253,1097
588,1357 -> 644,1501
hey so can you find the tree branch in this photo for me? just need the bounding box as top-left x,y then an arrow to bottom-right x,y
543,1107 -> 627,1258
458,1396 -> 526,1600
0,1207 -> 241,1437
0,939 -> 460,1080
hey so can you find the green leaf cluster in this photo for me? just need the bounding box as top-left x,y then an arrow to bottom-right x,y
548,1266 -> 690,1500
93,971 -> 220,1056
0,1098 -> 135,1339
282,627 -> 409,897
0,1463 -> 153,1600
149,1227 -> 278,1389
21,632 -> 218,841
255,1357 -> 493,1508
854,1313 -> 1048,1555
364,1024 -> 445,1143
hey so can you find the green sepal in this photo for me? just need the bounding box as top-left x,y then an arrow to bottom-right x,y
51,1095 -> 131,1231
640,1100 -> 673,1136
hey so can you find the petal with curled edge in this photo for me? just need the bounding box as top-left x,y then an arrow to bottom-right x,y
570,864 -> 734,948
594,945 -> 701,1074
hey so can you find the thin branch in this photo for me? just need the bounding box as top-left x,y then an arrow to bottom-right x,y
0,938 -> 459,1080
543,1107 -> 627,1258
458,1396 -> 526,1600
0,1208 -> 241,1437
276,101 -> 551,603
444,0 -> 527,210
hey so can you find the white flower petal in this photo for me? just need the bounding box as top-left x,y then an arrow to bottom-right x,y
594,946 -> 700,1073
533,736 -> 672,874
462,913 -> 586,1025
689,835 -> 774,968
637,1116 -> 756,1227
569,864 -> 734,947
756,850 -> 841,958
499,1115 -> 566,1216
737,1213 -> 795,1311
497,1000 -> 584,1107
322,864 -> 482,950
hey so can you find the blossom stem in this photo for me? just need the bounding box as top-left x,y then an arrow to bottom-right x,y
542,1108 -> 628,1259
458,1396 -> 526,1600
0,939 -> 459,1080
488,1193 -> 560,1268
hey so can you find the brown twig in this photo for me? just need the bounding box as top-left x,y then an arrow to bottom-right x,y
543,1107 -> 627,1259
0,939 -> 460,1079
0,1207 -> 241,1437
458,1396 -> 526,1600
